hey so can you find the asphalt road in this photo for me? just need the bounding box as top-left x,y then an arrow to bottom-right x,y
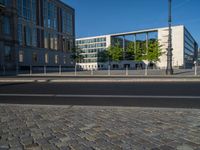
0,82 -> 200,108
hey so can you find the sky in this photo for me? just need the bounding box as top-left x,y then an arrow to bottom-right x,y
62,0 -> 200,45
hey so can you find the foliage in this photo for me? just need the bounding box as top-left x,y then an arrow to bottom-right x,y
126,40 -> 163,63
107,44 -> 123,61
143,39 -> 164,63
71,46 -> 84,63
97,50 -> 109,62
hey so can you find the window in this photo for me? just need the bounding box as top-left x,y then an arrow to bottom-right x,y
18,20 -> 23,45
26,25 -> 31,46
32,52 -> 37,63
0,0 -> 5,5
31,0 -> 36,22
45,53 -> 48,64
3,17 -> 11,34
47,2 -> 57,29
4,46 -> 11,62
32,27 -> 37,47
22,0 -> 31,20
63,56 -> 66,64
0,0 -> 10,6
19,51 -> 24,63
55,55 -> 58,64
66,13 -> 73,35
44,31 -> 48,48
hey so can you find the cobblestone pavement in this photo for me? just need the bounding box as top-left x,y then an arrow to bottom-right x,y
0,104 -> 200,150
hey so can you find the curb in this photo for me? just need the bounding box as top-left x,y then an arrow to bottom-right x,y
1,78 -> 200,83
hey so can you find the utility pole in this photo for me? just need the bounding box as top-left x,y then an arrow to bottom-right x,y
166,0 -> 173,75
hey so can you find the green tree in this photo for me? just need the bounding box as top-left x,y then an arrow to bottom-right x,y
126,41 -> 144,61
97,50 -> 109,62
143,39 -> 164,63
107,44 -> 123,61
71,46 -> 84,63
126,40 -> 163,63
126,42 -> 135,60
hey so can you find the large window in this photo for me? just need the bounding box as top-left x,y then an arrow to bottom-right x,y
135,33 -> 147,54
3,16 -> 11,35
0,0 -> 10,6
17,0 -> 22,16
32,52 -> 37,63
32,27 -> 37,47
148,31 -> 158,41
0,0 -> 5,5
62,10 -> 73,35
45,53 -> 48,64
26,25 -> 31,46
55,55 -> 59,64
66,13 -> 73,35
47,2 -> 57,30
4,46 -> 11,62
22,0 -> 31,20
19,51 -> 24,63
44,31 -> 49,49
18,20 -> 23,45
31,0 -> 36,22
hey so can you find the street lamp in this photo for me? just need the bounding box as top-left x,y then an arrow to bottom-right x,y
166,0 -> 173,75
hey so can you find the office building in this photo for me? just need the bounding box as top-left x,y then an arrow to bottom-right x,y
0,0 -> 75,70
76,25 -> 198,70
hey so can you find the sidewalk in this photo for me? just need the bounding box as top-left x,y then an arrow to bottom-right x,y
1,76 -> 200,83
0,104 -> 200,150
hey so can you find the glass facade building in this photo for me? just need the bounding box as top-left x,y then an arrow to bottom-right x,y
76,25 -> 198,70
76,37 -> 107,70
0,0 -> 75,70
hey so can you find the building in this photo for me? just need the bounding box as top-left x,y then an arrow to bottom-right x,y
198,48 -> 200,64
76,25 -> 198,70
0,0 -> 75,71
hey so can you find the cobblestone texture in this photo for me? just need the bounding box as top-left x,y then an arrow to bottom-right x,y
0,104 -> 200,150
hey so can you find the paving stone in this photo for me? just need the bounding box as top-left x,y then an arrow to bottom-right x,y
177,145 -> 194,150
0,145 -> 9,150
0,104 -> 200,149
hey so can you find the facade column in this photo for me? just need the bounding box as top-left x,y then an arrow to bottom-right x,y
134,34 -> 136,60
146,32 -> 149,55
123,36 -> 125,60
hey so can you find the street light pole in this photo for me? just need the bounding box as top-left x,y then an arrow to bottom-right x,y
166,0 -> 173,75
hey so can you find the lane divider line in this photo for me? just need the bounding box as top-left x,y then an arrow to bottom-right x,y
0,94 -> 200,99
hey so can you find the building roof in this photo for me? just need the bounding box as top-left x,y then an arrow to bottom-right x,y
76,25 -> 184,40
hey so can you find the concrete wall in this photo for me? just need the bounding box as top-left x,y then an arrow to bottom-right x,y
157,25 -> 184,69
19,47 -> 72,68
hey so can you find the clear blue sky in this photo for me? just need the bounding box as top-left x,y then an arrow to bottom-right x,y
62,0 -> 200,45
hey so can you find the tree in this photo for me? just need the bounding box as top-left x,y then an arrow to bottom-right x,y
97,50 -> 109,62
126,40 -> 163,63
126,42 -> 135,60
71,46 -> 84,63
143,39 -> 164,63
126,41 -> 144,61
107,44 -> 123,61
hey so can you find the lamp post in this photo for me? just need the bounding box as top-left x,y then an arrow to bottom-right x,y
166,0 -> 173,75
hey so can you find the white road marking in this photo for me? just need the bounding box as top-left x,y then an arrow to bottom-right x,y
0,94 -> 200,99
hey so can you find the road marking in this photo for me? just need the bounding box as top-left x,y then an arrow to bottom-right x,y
0,94 -> 200,99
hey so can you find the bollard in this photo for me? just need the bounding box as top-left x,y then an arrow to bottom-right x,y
59,65 -> 61,75
44,65 -> 46,75
194,61 -> 197,76
108,65 -> 111,76
3,65 -> 6,75
16,64 -> 19,75
74,64 -> 77,76
91,69 -> 93,76
195,63 -> 197,76
145,64 -> 148,76
30,65 -> 32,75
126,66 -> 128,76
